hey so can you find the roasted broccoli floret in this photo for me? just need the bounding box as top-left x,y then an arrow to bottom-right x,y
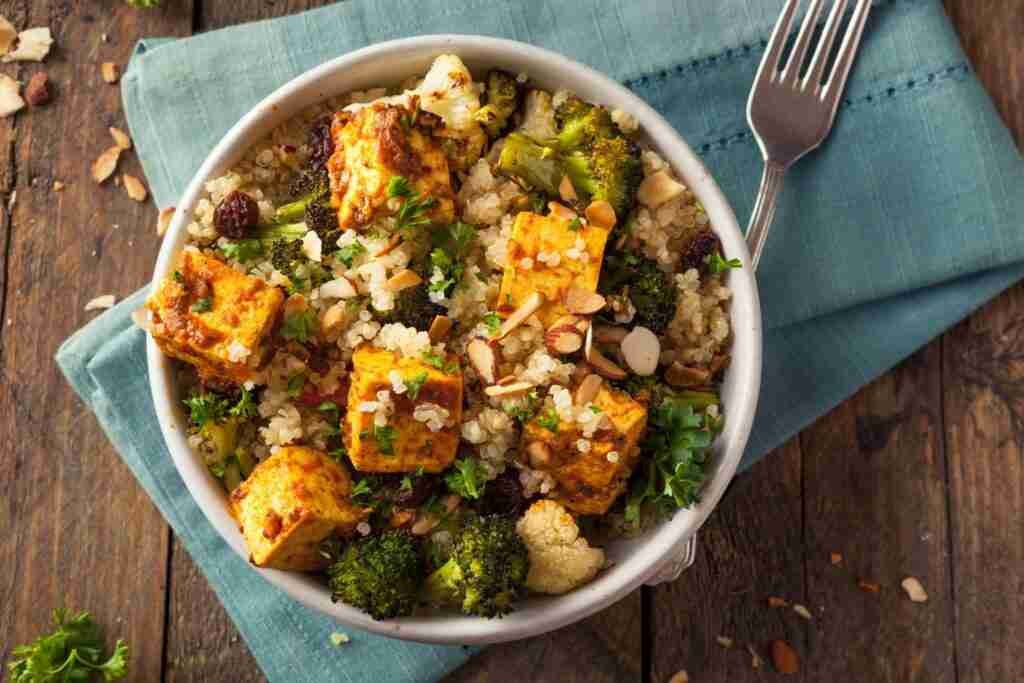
327,531 -> 423,620
498,131 -> 642,220
553,95 -> 618,151
474,70 -> 522,138
382,282 -> 446,331
422,515 -> 529,618
599,251 -> 678,334
273,167 -> 339,242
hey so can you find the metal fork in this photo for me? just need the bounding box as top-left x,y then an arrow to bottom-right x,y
746,0 -> 872,269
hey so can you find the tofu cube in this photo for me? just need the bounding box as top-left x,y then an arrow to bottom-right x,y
523,384 -> 648,515
229,446 -> 367,571
344,345 -> 463,473
496,211 -> 610,327
147,249 -> 283,384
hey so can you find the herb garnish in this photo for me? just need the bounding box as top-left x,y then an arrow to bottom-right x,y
536,408 -> 561,432
481,312 -> 501,336
405,371 -> 429,400
281,308 -> 318,342
335,240 -> 367,267
705,252 -> 742,274
191,297 -> 213,313
444,457 -> 486,500
220,239 -> 264,263
421,350 -> 458,375
388,176 -> 436,234
7,608 -> 129,682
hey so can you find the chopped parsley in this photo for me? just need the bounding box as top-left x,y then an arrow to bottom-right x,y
191,297 -> 213,313
705,252 -> 742,274
7,608 -> 129,682
388,175 -> 436,234
421,350 -> 458,375
220,238 -> 264,263
404,371 -> 429,400
444,457 -> 486,500
281,308 -> 318,342
350,478 -> 374,503
399,475 -> 414,492
328,445 -> 348,464
428,221 -> 477,297
536,408 -> 561,432
318,401 -> 339,413
567,217 -> 582,232
335,240 -> 367,267
183,392 -> 230,428
229,387 -> 258,419
361,425 -> 397,455
172,271 -> 184,283
286,373 -> 306,398
503,390 -> 541,424
481,312 -> 502,336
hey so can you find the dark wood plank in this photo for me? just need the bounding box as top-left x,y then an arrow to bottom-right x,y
200,0 -> 337,31
799,342 -> 956,682
942,285 -> 1024,683
0,2 -> 192,681
649,440 -> 805,682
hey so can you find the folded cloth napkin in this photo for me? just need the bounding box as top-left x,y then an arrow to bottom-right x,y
57,0 -> 1024,680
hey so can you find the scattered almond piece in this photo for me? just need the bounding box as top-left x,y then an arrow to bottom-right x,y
375,232 -> 403,257
584,199 -> 616,229
767,596 -> 789,608
3,27 -> 53,62
771,640 -> 799,674
665,361 -> 711,388
565,287 -> 606,315
109,126 -> 132,150
156,207 -> 175,236
901,577 -> 928,603
558,175 -> 577,202
668,671 -> 689,683
384,268 -> 422,292
0,74 -> 24,117
586,343 -> 627,380
484,381 -> 534,398
715,635 -> 734,648
574,373 -> 603,406
830,552 -> 843,566
593,325 -> 627,344
545,315 -> 585,355
428,315 -> 452,342
318,278 -> 357,300
747,644 -> 762,670
85,294 -> 116,311
320,301 -> 348,335
91,146 -> 121,184
52,180 -> 65,192
467,338 -> 497,384
24,71 -> 50,106
858,579 -> 881,594
100,61 -> 120,84
123,174 -> 147,202
637,169 -> 685,208
792,603 -> 813,620
0,16 -> 16,55
547,200 -> 577,221
620,326 -> 660,376
496,292 -> 545,340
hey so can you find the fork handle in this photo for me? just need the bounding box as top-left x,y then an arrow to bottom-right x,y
746,161 -> 787,271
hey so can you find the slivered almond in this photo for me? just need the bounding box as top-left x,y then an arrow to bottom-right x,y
547,200 -> 577,221
385,268 -> 422,292
545,315 -> 584,355
321,301 -> 348,334
496,292 -> 545,340
637,169 -> 685,208
428,315 -> 452,342
100,62 -> 120,84
91,146 -> 121,184
123,174 -> 147,202
157,206 -> 175,237
620,326 -> 660,376
593,325 -> 627,344
109,126 -> 132,150
565,287 -> 605,315
558,175 -> 577,202
665,361 -> 711,388
901,577 -> 928,603
574,373 -> 603,406
586,345 -> 628,380
584,199 -> 616,229
467,338 -> 497,384
389,509 -> 415,528
484,381 -> 534,398
526,441 -> 551,468
375,233 -> 403,256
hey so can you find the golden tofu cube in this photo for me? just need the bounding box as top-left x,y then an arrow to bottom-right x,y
496,211 -> 610,327
147,249 -> 283,384
523,384 -> 648,515
328,103 -> 456,231
344,345 -> 463,473
229,446 -> 367,571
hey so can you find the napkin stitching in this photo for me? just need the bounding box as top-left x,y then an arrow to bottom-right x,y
691,61 -> 970,155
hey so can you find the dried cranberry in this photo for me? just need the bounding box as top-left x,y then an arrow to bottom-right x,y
680,229 -> 721,272
474,470 -> 524,516
214,191 -> 260,238
392,474 -> 440,508
307,117 -> 335,169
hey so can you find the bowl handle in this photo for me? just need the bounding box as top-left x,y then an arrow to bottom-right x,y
644,533 -> 698,585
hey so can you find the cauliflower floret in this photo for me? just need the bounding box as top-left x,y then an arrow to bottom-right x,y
417,54 -> 480,131
518,89 -> 557,141
516,500 -> 605,594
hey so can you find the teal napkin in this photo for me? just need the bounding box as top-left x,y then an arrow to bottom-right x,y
57,0 -> 1024,681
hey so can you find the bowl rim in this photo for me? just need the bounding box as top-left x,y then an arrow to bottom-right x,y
146,33 -> 762,645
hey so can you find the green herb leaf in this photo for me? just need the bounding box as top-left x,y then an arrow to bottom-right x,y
281,309 -> 318,342
183,392 -> 230,428
7,608 -> 130,682
372,425 -> 397,455
229,387 -> 258,419
335,241 -> 367,267
421,350 -> 458,375
350,478 -> 373,503
220,239 -> 265,263
536,408 -> 561,432
404,371 -> 429,400
705,252 -> 742,275
503,390 -> 541,424
387,176 -> 413,198
387,176 -> 436,234
286,374 -> 306,398
318,401 -> 339,413
172,271 -> 184,283
481,312 -> 501,336
191,297 -> 213,313
567,217 -> 582,232
444,457 -> 486,500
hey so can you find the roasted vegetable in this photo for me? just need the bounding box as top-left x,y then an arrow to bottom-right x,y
474,70 -> 521,138
327,531 -> 424,620
382,281 -> 446,331
599,251 -> 678,334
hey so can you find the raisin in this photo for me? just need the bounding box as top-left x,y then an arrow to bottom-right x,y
307,117 -> 335,169
392,474 -> 440,508
680,229 -> 721,273
214,190 -> 260,238
474,470 -> 524,516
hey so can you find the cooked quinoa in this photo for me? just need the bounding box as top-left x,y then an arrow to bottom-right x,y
143,54 -> 736,619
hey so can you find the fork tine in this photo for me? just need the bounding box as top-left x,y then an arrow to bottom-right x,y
822,0 -> 872,103
761,0 -> 801,76
781,0 -> 825,84
803,0 -> 848,90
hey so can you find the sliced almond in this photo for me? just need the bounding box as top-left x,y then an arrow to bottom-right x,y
574,373 -> 603,406
384,268 -> 422,293
558,175 -> 577,203
389,509 -> 415,528
123,174 -> 147,202
767,596 -> 789,608
496,291 -> 545,340
665,361 -> 711,388
52,180 -> 64,192
411,513 -> 440,536
858,579 -> 881,594
593,324 -> 627,344
100,62 -> 120,84
547,200 -> 577,221
0,74 -> 24,117
0,17 -> 16,55
467,338 -> 497,384
620,326 -> 660,376
84,294 -> 115,311
526,441 -> 551,468
586,345 -> 628,380
565,287 -> 606,315
668,672 -> 689,683
484,381 -> 534,398
428,315 -> 452,342
830,552 -> 843,566
546,328 -> 583,354
716,635 -> 734,648
792,603 -> 813,620
770,640 -> 799,674
901,577 -> 928,603
321,301 -> 348,334
157,206 -> 175,237
319,277 -> 357,300
637,169 -> 686,208
283,292 -> 307,317
375,232 -> 403,257
109,126 -> 132,150
91,146 -> 121,184
3,27 -> 53,63
584,199 -> 617,229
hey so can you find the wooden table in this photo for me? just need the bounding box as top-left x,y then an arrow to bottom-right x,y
1,1 -> 1020,681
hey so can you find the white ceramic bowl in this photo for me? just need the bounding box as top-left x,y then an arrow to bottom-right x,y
148,34 -> 762,645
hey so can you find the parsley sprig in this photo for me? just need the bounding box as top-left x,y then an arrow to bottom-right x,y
705,251 -> 742,274
444,457 -> 486,500
281,309 -> 318,343
7,608 -> 129,682
428,221 -> 477,298
388,176 -> 436,234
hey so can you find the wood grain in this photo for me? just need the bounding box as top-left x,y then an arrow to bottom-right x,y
0,2 -> 191,681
